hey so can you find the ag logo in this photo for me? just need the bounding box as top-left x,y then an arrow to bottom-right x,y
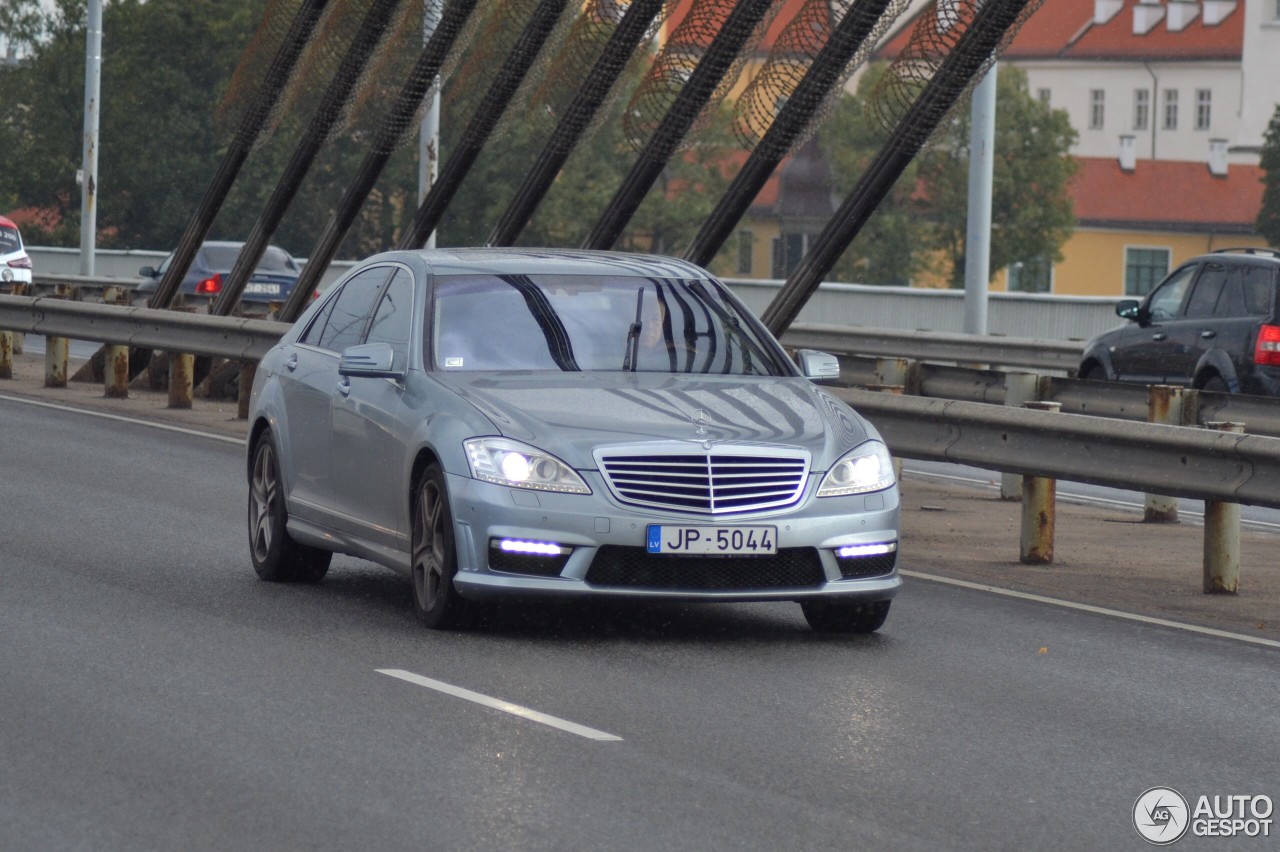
1134,787 -> 1190,845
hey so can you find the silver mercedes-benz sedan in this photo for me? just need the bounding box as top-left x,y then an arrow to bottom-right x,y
246,249 -> 901,632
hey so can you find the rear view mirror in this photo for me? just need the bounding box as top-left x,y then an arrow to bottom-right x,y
139,265 -> 156,277
1116,299 -> 1141,320
794,349 -> 841,383
339,342 -> 404,380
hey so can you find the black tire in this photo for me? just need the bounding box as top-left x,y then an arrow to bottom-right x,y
1080,363 -> 1108,381
1201,375 -> 1230,393
248,429 -> 331,583
410,464 -> 474,629
801,599 -> 891,634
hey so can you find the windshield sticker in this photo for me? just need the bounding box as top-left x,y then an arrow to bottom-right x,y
445,357 -> 464,368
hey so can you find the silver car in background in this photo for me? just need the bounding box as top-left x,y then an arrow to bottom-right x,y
246,249 -> 901,632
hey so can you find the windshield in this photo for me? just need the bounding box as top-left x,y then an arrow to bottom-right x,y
431,273 -> 790,376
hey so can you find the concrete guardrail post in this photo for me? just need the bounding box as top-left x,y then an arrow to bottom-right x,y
1020,401 -> 1062,564
1001,372 -> 1039,500
0,330 -> 12,379
1203,420 -> 1245,594
43,285 -> 75,388
874,357 -> 913,392
168,352 -> 195,409
99,285 -> 131,399
1144,385 -> 1185,522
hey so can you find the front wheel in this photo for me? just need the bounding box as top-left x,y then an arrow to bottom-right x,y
248,429 -> 331,583
1079,364 -> 1108,381
411,464 -> 474,629
801,600 -> 891,634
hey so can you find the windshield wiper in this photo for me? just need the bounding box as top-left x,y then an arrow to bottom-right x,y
622,287 -> 644,372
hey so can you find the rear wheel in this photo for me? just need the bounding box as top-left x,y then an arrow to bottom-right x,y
248,429 -> 331,582
410,464 -> 474,629
801,600 -> 891,634
1080,363 -> 1108,381
1200,375 -> 1230,393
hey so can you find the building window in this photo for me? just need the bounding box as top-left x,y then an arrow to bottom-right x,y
735,230 -> 753,275
771,233 -> 809,279
1163,89 -> 1178,130
1089,89 -> 1105,129
1037,88 -> 1051,105
1196,89 -> 1212,130
1008,257 -> 1052,293
1133,89 -> 1149,131
1125,247 -> 1171,296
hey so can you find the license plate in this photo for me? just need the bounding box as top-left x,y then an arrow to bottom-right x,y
245,282 -> 281,295
646,525 -> 777,555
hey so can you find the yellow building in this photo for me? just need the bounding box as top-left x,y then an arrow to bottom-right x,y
1002,155 -> 1269,297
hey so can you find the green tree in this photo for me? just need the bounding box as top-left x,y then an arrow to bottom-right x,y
1258,104 -> 1280,248
820,64 -> 1076,287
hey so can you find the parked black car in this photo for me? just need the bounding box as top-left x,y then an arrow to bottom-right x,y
1079,248 -> 1280,395
135,241 -> 301,313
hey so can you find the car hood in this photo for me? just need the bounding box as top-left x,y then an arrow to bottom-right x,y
433,372 -> 872,470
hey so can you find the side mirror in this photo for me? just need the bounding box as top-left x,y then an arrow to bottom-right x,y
1116,299 -> 1142,321
139,265 -> 156,277
339,342 -> 404,380
794,349 -> 841,383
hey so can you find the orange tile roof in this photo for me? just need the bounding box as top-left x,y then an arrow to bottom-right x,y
1068,0 -> 1243,60
1071,156 -> 1264,232
876,0 -> 1242,62
664,0 -> 816,53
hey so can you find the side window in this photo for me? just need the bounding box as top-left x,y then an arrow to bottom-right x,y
299,292 -> 338,346
364,270 -> 414,371
1146,265 -> 1196,321
1240,265 -> 1275,316
313,267 -> 391,352
1183,264 -> 1226,319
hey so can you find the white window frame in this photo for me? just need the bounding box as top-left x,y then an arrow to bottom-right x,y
1133,89 -> 1150,131
1195,89 -> 1212,131
1163,89 -> 1178,130
1089,89 -> 1105,130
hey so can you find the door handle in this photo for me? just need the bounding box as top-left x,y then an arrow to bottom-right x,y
336,378 -> 351,397
1200,330 -> 1217,339
284,353 -> 299,371
1152,333 -> 1167,341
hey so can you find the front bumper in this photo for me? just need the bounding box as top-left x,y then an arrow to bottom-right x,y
446,470 -> 902,603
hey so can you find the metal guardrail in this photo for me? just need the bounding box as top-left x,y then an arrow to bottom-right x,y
0,294 -> 286,361
782,322 -> 1084,371
835,387 -> 1280,511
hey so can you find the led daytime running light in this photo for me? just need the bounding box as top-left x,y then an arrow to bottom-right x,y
494,539 -> 569,556
836,542 -> 897,558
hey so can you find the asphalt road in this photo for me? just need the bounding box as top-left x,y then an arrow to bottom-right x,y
2,397 -> 1278,851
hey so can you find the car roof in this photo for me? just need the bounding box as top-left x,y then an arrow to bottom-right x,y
0,215 -> 19,230
365,248 -> 713,280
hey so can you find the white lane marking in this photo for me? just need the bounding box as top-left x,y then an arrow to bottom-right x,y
377,669 -> 624,742
0,393 -> 244,446
901,570 -> 1280,650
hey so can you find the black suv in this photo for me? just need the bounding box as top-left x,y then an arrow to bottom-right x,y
1079,248 -> 1280,395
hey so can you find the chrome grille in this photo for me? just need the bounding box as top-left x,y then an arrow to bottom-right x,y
597,447 -> 809,514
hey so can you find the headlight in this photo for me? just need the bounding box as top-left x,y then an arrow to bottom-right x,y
464,438 -> 591,494
817,441 -> 895,497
